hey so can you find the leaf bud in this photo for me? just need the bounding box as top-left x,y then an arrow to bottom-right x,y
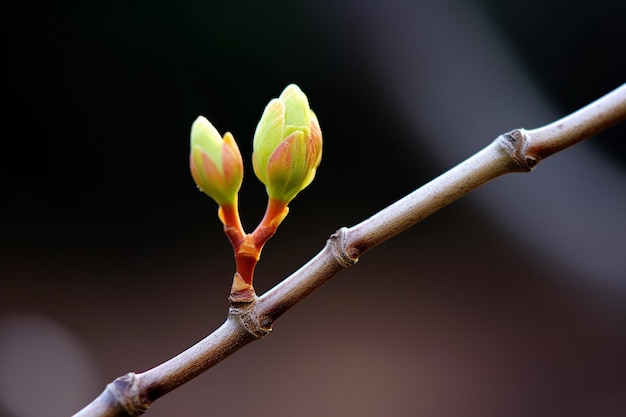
252,84 -> 322,204
189,116 -> 244,206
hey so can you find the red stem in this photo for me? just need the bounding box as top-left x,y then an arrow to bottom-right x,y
222,198 -> 289,304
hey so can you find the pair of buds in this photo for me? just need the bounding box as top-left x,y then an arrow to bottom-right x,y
190,84 -> 322,210
189,84 -> 323,302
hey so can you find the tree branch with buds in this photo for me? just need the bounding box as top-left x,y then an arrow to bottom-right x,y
73,83 -> 626,417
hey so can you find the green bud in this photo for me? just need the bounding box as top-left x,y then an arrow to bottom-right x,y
190,116 -> 244,206
252,84 -> 322,203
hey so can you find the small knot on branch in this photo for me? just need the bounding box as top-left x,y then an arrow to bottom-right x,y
106,372 -> 149,416
230,298 -> 272,338
500,129 -> 536,171
329,228 -> 359,267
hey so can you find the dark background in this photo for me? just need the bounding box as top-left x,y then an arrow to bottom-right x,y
1,1 -> 625,416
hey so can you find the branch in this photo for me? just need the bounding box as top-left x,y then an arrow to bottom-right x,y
73,83 -> 626,416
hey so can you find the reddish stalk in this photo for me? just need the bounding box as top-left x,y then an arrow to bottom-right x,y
222,198 -> 290,303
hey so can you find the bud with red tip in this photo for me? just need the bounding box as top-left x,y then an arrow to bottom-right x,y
189,116 -> 244,207
252,84 -> 322,205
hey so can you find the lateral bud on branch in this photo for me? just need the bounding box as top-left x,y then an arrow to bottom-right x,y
329,227 -> 359,267
498,129 -> 538,172
229,297 -> 272,338
109,373 -> 148,415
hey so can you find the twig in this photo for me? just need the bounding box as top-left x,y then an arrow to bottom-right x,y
73,83 -> 626,416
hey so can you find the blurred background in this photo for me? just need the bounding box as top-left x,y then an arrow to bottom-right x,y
2,1 -> 625,416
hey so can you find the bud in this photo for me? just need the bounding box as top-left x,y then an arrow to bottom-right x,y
189,116 -> 244,206
252,84 -> 322,204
